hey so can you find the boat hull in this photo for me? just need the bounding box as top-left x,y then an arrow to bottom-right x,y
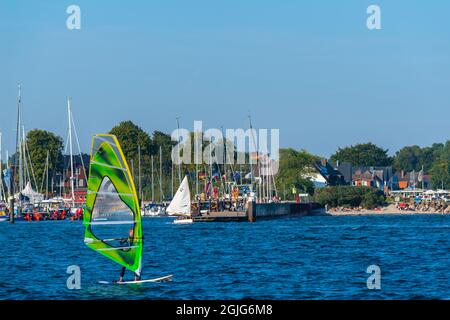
173,218 -> 193,225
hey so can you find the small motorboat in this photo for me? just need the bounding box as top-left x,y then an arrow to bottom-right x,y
173,217 -> 193,224
142,203 -> 166,217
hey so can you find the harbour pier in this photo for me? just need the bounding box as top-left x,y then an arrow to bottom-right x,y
192,201 -> 325,222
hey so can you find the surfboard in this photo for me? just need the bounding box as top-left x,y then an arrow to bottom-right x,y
98,274 -> 173,285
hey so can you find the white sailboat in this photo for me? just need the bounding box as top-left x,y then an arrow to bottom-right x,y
20,181 -> 44,204
167,175 -> 193,224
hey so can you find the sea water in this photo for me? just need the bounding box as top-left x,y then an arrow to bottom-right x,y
0,215 -> 449,300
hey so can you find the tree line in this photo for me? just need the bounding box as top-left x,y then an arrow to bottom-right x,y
1,123 -> 449,202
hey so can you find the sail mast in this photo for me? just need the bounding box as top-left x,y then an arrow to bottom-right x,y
221,126 -> 226,197
176,117 -> 182,184
46,150 -> 49,200
68,97 -> 75,208
17,85 -> 23,209
209,135 -> 213,201
40,150 -> 48,196
248,115 -> 255,201
159,146 -> 163,203
151,154 -> 154,202
8,84 -> 21,223
196,161 -> 199,199
138,144 -> 142,205
23,126 -> 38,191
248,115 -> 254,189
21,127 -> 27,188
18,94 -> 23,193
171,161 -> 174,198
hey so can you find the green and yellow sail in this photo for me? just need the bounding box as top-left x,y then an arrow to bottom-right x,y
83,134 -> 143,275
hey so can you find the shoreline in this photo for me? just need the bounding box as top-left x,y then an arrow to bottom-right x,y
326,204 -> 449,216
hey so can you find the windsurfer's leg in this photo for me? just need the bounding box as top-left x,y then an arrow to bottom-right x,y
118,267 -> 126,282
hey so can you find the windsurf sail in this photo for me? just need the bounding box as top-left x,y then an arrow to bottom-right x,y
166,175 -> 191,216
83,134 -> 143,276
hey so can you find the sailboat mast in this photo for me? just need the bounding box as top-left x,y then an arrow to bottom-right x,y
196,162 -> 199,198
250,116 -> 262,203
171,162 -> 174,198
267,162 -> 270,201
17,87 -> 24,205
151,154 -> 154,202
176,117 -> 182,184
68,98 -> 75,208
59,173 -> 63,198
248,115 -> 257,201
248,116 -> 253,189
239,162 -> 242,185
138,144 -> 142,205
46,150 -> 49,200
9,84 -> 22,223
221,126 -> 226,197
22,126 -> 30,188
209,136 -> 213,200
159,146 -> 163,202
5,149 -> 9,202
18,120 -> 23,193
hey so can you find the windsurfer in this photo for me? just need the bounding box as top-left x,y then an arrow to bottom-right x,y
118,228 -> 141,283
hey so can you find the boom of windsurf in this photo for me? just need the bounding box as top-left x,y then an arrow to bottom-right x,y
83,134 -> 172,284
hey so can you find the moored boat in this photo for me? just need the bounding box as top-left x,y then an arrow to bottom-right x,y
142,203 -> 166,217
0,203 -> 8,222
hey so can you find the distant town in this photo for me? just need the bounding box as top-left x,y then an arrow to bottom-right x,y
1,119 -> 449,218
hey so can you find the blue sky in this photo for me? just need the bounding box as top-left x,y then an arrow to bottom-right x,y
0,0 -> 449,157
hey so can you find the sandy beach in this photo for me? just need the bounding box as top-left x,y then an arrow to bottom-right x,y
326,204 -> 450,216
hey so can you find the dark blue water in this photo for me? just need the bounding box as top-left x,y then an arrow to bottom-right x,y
1,215 -> 449,300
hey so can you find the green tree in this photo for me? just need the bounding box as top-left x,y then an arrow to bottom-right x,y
276,148 -> 318,199
25,129 -> 64,193
330,142 -> 392,167
110,121 -> 154,200
152,130 -> 174,170
314,186 -> 385,209
110,121 -> 154,162
393,144 -> 443,173
393,145 -> 423,172
421,144 -> 442,171
430,141 -> 450,189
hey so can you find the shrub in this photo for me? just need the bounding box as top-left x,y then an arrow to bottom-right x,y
315,186 -> 385,209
